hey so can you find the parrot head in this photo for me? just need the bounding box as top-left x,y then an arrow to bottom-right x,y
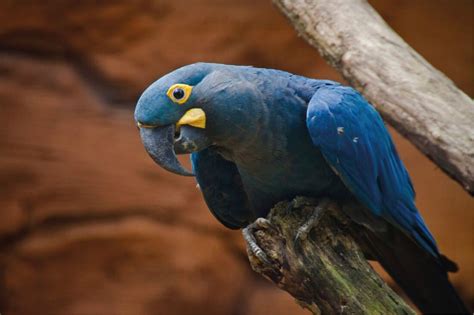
134,63 -> 262,176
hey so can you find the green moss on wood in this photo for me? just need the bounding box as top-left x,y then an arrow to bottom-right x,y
243,197 -> 416,315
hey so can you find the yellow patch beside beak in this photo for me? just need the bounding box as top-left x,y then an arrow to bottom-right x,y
137,121 -> 158,129
176,108 -> 206,129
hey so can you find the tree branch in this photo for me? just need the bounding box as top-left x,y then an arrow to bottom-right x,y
273,0 -> 474,194
243,197 -> 416,315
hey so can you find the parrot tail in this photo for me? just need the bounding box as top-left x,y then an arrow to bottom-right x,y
359,226 -> 470,314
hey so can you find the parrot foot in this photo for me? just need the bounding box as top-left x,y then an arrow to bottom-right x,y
295,198 -> 331,242
243,218 -> 272,265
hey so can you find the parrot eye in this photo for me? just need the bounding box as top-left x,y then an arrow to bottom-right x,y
173,88 -> 185,100
166,83 -> 193,105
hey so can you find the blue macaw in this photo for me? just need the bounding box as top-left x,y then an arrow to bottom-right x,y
134,63 -> 467,313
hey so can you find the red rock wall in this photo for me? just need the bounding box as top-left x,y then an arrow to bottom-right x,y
0,1 -> 472,314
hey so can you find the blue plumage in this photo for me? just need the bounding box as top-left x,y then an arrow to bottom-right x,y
306,85 -> 438,256
135,63 -> 467,313
191,148 -> 252,229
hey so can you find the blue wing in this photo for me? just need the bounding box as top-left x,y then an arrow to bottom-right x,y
191,147 -> 254,229
306,85 -> 438,256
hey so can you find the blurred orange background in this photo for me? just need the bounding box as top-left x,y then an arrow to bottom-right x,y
0,1 -> 472,314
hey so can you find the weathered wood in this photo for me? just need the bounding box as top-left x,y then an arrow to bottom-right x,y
273,0 -> 474,195
243,197 -> 416,315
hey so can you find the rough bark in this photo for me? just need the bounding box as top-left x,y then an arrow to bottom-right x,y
243,197 -> 416,315
273,0 -> 474,195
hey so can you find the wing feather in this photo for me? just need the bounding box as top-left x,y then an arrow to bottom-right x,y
191,148 -> 253,229
306,85 -> 437,255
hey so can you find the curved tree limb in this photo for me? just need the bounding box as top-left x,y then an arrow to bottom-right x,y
273,0 -> 474,194
243,197 -> 416,315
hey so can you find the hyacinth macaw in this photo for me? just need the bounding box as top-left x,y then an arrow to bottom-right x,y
134,63 -> 468,313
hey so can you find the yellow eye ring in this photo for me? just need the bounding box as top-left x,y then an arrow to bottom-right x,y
166,83 -> 193,105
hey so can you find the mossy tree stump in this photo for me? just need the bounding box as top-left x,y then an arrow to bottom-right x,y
243,197 -> 415,315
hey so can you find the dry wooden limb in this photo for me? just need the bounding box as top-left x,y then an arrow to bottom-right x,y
243,197 -> 415,315
273,0 -> 474,194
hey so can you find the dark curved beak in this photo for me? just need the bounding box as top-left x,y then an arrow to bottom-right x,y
139,125 -> 194,176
